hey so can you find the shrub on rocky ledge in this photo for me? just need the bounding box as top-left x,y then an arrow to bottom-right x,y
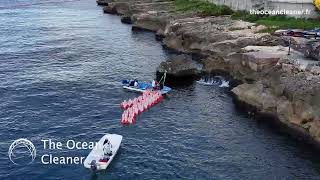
174,0 -> 233,16
175,0 -> 320,32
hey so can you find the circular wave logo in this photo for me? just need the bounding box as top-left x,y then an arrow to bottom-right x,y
8,138 -> 36,165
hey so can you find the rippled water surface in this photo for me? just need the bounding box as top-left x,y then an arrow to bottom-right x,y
1,0 -> 320,179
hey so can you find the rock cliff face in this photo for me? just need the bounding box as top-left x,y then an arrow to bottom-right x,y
305,41 -> 320,61
157,54 -> 202,77
232,66 -> 320,144
96,0 -> 320,147
229,45 -> 320,144
103,2 -> 130,15
131,12 -> 168,32
96,0 -> 112,6
162,16 -> 278,55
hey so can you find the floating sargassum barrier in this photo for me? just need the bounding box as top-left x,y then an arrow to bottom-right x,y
120,90 -> 163,125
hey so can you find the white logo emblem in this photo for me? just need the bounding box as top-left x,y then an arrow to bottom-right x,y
8,138 -> 36,165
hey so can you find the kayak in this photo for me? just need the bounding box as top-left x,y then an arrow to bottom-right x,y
83,134 -> 122,171
122,80 -> 172,95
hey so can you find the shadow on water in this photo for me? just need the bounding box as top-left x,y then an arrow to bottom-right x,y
197,72 -> 320,172
90,172 -> 98,180
232,96 -> 320,172
87,143 -> 127,179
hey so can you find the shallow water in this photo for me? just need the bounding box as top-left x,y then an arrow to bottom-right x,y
1,0 -> 320,179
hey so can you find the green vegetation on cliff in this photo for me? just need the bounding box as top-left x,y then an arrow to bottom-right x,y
175,0 -> 320,32
174,0 -> 233,16
232,11 -> 320,33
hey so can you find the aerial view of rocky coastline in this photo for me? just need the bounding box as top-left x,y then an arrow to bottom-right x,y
1,0 -> 320,179
100,0 -> 320,146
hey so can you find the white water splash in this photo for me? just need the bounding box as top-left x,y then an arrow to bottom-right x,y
219,80 -> 229,88
197,76 -> 229,88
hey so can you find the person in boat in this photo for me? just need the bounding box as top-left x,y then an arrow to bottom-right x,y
90,160 -> 98,171
152,79 -> 161,90
134,79 -> 139,87
159,82 -> 164,90
100,139 -> 113,162
129,79 -> 139,87
129,80 -> 135,86
151,79 -> 156,89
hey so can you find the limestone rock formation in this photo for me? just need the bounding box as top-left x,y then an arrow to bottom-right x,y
103,2 -> 130,15
95,0 -> 320,147
131,12 -> 168,32
163,16 -> 279,55
231,54 -> 320,144
96,0 -> 112,6
305,41 -> 320,61
157,54 -> 202,77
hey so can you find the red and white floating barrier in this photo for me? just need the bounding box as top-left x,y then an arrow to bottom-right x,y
120,90 -> 163,125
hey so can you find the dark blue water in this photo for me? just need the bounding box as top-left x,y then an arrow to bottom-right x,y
1,0 -> 320,179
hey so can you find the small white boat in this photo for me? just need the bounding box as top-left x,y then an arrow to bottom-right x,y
83,134 -> 122,171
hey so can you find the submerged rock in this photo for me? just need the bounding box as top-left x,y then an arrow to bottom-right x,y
157,54 -> 202,77
121,15 -> 132,24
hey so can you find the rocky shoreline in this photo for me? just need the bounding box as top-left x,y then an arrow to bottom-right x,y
96,0 -> 320,147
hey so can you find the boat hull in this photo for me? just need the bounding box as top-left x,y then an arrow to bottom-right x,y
83,134 -> 122,171
122,81 -> 171,94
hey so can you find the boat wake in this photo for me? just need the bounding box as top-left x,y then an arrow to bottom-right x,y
196,76 -> 229,88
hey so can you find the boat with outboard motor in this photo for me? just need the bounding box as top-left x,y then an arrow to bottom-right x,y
83,134 -> 122,171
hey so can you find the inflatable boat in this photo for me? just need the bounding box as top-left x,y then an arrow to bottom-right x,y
122,80 -> 172,95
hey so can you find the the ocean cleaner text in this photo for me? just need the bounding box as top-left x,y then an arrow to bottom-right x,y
40,139 -> 98,165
